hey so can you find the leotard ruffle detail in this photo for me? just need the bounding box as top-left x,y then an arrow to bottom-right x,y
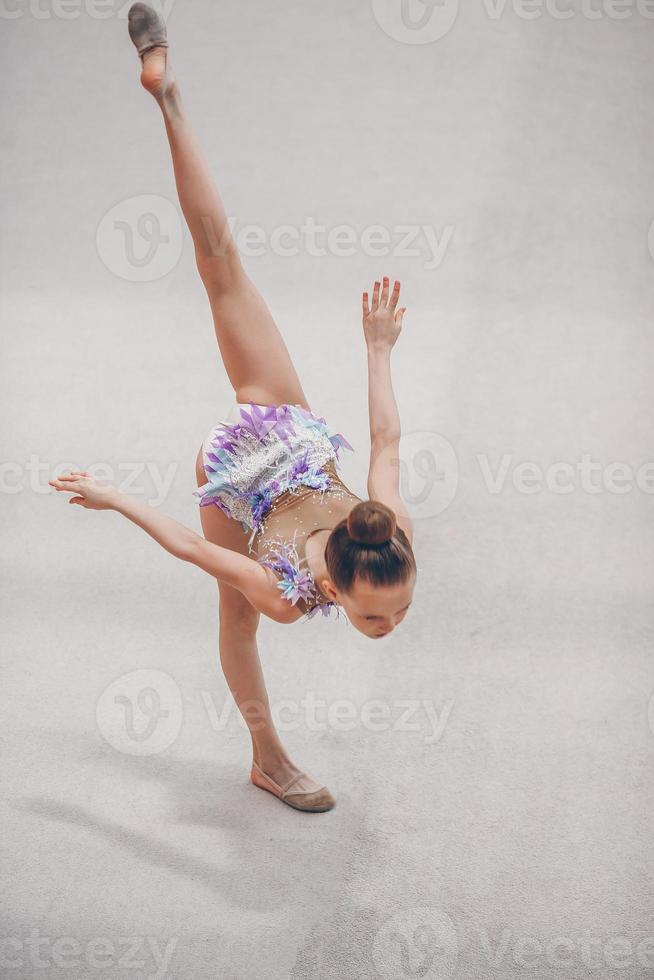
194,402 -> 354,549
257,531 -> 342,622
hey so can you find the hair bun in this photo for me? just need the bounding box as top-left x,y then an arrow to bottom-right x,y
347,500 -> 396,546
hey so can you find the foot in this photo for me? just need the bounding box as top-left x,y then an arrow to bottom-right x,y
251,753 -> 336,813
127,3 -> 174,99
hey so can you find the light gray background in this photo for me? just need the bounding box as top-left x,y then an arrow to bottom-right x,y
2,0 -> 653,978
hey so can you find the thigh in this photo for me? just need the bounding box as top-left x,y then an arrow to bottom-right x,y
201,265 -> 311,410
195,447 -> 260,625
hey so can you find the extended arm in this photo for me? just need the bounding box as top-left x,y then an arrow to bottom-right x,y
362,277 -> 414,545
48,473 -> 298,623
367,345 -> 400,443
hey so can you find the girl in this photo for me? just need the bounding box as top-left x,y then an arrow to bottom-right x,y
49,3 -> 417,813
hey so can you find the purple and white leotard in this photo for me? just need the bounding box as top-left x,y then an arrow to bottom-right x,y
194,402 -> 361,620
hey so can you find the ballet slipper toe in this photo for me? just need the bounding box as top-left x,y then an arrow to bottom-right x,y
250,761 -> 336,813
284,786 -> 336,812
128,2 -> 168,59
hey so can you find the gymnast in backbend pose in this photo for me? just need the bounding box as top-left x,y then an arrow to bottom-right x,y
50,3 -> 416,813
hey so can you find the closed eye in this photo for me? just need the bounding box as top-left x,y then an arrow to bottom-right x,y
365,603 -> 411,621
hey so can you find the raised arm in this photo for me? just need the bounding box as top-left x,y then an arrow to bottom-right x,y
362,277 -> 414,545
48,472 -> 297,623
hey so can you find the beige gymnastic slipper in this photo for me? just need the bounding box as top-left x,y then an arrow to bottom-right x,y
127,2 -> 168,60
250,760 -> 336,813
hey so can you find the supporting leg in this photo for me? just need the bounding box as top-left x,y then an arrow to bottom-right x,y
196,450 -> 325,792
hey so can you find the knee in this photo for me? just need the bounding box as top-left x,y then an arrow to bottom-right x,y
219,587 -> 260,633
196,247 -> 243,295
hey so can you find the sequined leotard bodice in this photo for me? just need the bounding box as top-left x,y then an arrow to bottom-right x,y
253,458 -> 363,618
194,401 -> 361,621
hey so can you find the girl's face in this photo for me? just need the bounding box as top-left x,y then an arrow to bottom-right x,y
326,575 -> 416,638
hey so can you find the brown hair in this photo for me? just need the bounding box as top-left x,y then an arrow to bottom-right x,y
324,500 -> 416,594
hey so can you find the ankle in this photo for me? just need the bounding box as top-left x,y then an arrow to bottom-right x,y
252,744 -> 294,771
158,81 -> 182,118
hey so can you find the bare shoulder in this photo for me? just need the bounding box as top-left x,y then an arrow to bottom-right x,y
255,563 -> 305,624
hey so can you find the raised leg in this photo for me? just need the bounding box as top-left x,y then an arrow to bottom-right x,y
139,41 -> 310,409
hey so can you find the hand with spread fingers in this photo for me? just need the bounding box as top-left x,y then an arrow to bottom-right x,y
48,471 -> 118,511
362,276 -> 406,352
